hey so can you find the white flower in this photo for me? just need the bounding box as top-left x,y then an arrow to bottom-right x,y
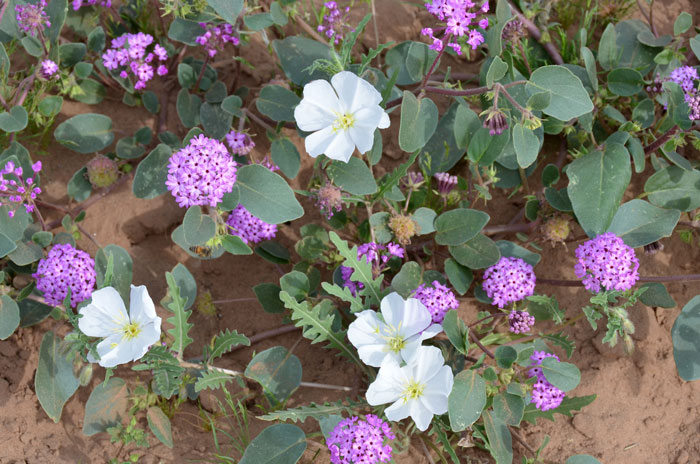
366,345 -> 454,431
347,292 -> 442,367
78,285 -> 161,368
294,71 -> 390,163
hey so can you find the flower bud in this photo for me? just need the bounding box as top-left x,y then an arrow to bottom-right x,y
86,155 -> 119,188
482,108 -> 509,135
78,364 -> 93,386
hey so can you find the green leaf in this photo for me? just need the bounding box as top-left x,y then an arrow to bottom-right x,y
607,199 -> 680,247
411,207 -> 436,235
280,271 -> 310,301
38,96 -> 63,117
321,282 -> 364,314
496,240 -> 541,266
385,41 -> 438,85
526,66 -> 594,121
8,241 -> 43,266
672,295 -> 700,380
326,157 -> 377,195
54,114 -> 114,154
390,261 -> 421,298
207,0 -> 244,24
541,357 -> 581,391
467,127 -> 510,166
168,18 -> 203,45
258,399 -> 366,423
270,1 -> 288,25
280,291 -> 362,367
194,370 -> 234,392
115,136 -> 145,159
540,332 -> 576,358
68,167 -> 92,202
221,95 -> 242,116
644,166 -> 700,212
420,103 -> 462,175
328,232 -> 382,306
87,26 -> 105,53
222,235 -> 252,255
83,377 -> 128,436
639,282 -> 675,308
442,310 -> 469,355
434,208 -> 490,246
486,56 -> 508,88
59,43 -> 86,67
35,331 -> 79,422
132,144 -> 172,199
691,35 -> 700,62
21,35 -> 43,57
168,263 -> 197,310
0,232 -> 16,258
147,407 -> 173,448
200,102 -> 232,139
448,234 -> 500,269
209,329 -> 250,363
0,204 -> 31,241
444,259 -> 473,295
513,123 -> 540,168
567,455 -> 602,464
272,37 -> 333,86
522,394 -> 596,424
674,11 -> 692,35
448,370 -> 486,431
256,241 -> 290,264
454,103 -> 482,150
244,13 -> 274,30
615,20 -> 659,74
239,424 -> 306,464
176,89 -> 202,128
495,345 -> 517,369
0,106 -> 28,133
607,68 -> 644,97
18,298 -> 52,327
253,283 -> 285,314
399,92 -> 438,152
271,139 -> 300,179
580,46 -> 598,93
256,85 -> 301,123
164,271 -> 194,359
482,410 -> 513,464
245,346 -> 302,403
183,206 -> 217,246
237,165 -> 304,224
0,295 -> 19,339
598,23 -> 618,70
566,146 -> 631,237
492,392 -> 525,426
96,245 -> 133,304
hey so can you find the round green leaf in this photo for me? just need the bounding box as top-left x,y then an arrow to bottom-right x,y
245,346 -> 302,404
566,455 -> 602,464
239,424 -> 306,464
399,91 -> 438,152
541,357 -> 581,392
448,370 -> 486,431
67,167 -> 92,202
35,331 -> 79,422
419,103 -> 462,175
272,37 -> 333,86
526,65 -> 594,121
18,298 -> 53,327
495,345 -> 517,369
54,113 -> 114,154
0,106 -> 28,133
256,85 -> 301,122
639,283 -> 675,308
482,410 -> 513,464
133,144 -> 172,199
176,89 -> 202,128
253,283 -> 285,314
83,377 -> 129,436
279,271 -> 310,301
200,102 -> 232,139
467,127 -> 510,166
207,0 -> 244,24
513,122 -> 540,168
607,68 -> 644,96
434,208 -> 490,246
168,18 -> 204,45
183,206 -> 217,246
492,392 -> 525,426
39,96 -> 63,117
326,157 -> 377,196
411,207 -> 436,235
237,165 -> 304,224
271,138 -> 300,179
448,234 -> 500,269
672,295 -> 700,381
390,261 -> 421,298
644,166 -> 700,212
607,199 -> 680,247
444,258 -> 473,295
496,240 -> 541,266
0,295 -> 19,340
0,231 -> 17,258
541,163 -> 559,187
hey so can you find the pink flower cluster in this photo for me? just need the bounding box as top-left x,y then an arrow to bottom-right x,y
15,0 -> 50,36
102,33 -> 168,90
225,130 -> 255,156
508,310 -> 535,334
196,22 -> 239,57
482,257 -> 536,308
528,351 -> 566,411
326,414 -> 394,464
574,233 -> 639,294
33,244 -> 96,308
72,0 -> 111,10
317,1 -> 352,45
667,65 -> 700,120
226,205 -> 277,244
422,0 -> 489,54
166,135 -> 238,208
0,161 -> 42,217
412,280 -> 459,324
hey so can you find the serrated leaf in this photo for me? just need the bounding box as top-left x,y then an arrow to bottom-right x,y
320,282 -> 364,313
164,272 -> 194,359
328,232 -> 382,306
195,370 -> 235,392
258,399 -> 366,423
209,329 -> 250,363
540,332 -> 576,358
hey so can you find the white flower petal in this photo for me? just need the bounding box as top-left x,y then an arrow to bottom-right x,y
358,344 -> 392,367
420,391 -> 448,416
304,126 -> 355,162
353,106 -> 389,131
294,100 -> 337,132
295,79 -> 341,130
129,318 -> 162,362
418,323 -> 444,343
410,345 -> 446,382
384,399 -> 412,422
78,287 -> 128,337
409,399 -> 434,431
399,338 -> 424,365
94,333 -> 136,368
129,284 -> 157,325
331,71 -> 382,112
380,292 -> 407,328
348,125 -> 375,154
366,357 -> 405,405
378,111 -> 390,129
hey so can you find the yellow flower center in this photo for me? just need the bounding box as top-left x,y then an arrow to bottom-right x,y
122,321 -> 142,340
387,335 -> 406,353
402,379 -> 426,402
332,112 -> 356,132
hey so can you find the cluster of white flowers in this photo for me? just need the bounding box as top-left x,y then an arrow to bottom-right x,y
348,292 -> 454,431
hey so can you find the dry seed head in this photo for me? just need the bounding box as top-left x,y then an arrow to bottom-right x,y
86,155 -> 119,188
388,214 -> 419,245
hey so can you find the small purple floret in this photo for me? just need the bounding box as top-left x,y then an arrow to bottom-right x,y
226,205 -> 277,244
574,232 -> 639,294
422,0 -> 489,54
508,310 -> 535,334
102,33 -> 168,91
33,244 -> 96,308
482,257 -> 536,308
528,350 -> 565,411
195,22 -> 239,57
326,414 -> 394,464
413,280 -> 459,324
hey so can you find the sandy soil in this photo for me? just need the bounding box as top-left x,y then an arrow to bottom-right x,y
1,1 -> 700,463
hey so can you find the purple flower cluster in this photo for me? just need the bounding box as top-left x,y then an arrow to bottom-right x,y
422,0 -> 489,54
574,232 -> 639,294
326,414 -> 394,464
434,172 -> 457,196
72,0 -> 111,10
40,59 -> 58,79
412,280 -> 459,324
508,310 -> 535,334
33,244 -> 96,308
226,205 -> 277,244
195,22 -> 239,57
666,66 -> 700,120
225,130 -> 255,156
15,0 -> 51,37
102,33 -> 168,90
315,182 -> 344,219
166,135 -> 238,208
528,351 -> 565,411
318,1 -> 352,44
341,242 -> 405,295
0,160 -> 42,217
482,257 -> 536,308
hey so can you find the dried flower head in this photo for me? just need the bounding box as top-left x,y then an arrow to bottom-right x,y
33,243 -> 96,308
401,171 -> 425,190
412,280 -> 459,324
327,414 -> 395,464
643,241 -> 664,255
86,155 -> 119,188
166,135 -> 238,208
528,351 -> 565,411
501,18 -> 524,42
482,257 -> 536,308
15,0 -> 51,36
226,205 -> 277,244
315,182 -> 344,219
574,233 -> 639,293
542,215 -> 570,244
388,214 -> 418,245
